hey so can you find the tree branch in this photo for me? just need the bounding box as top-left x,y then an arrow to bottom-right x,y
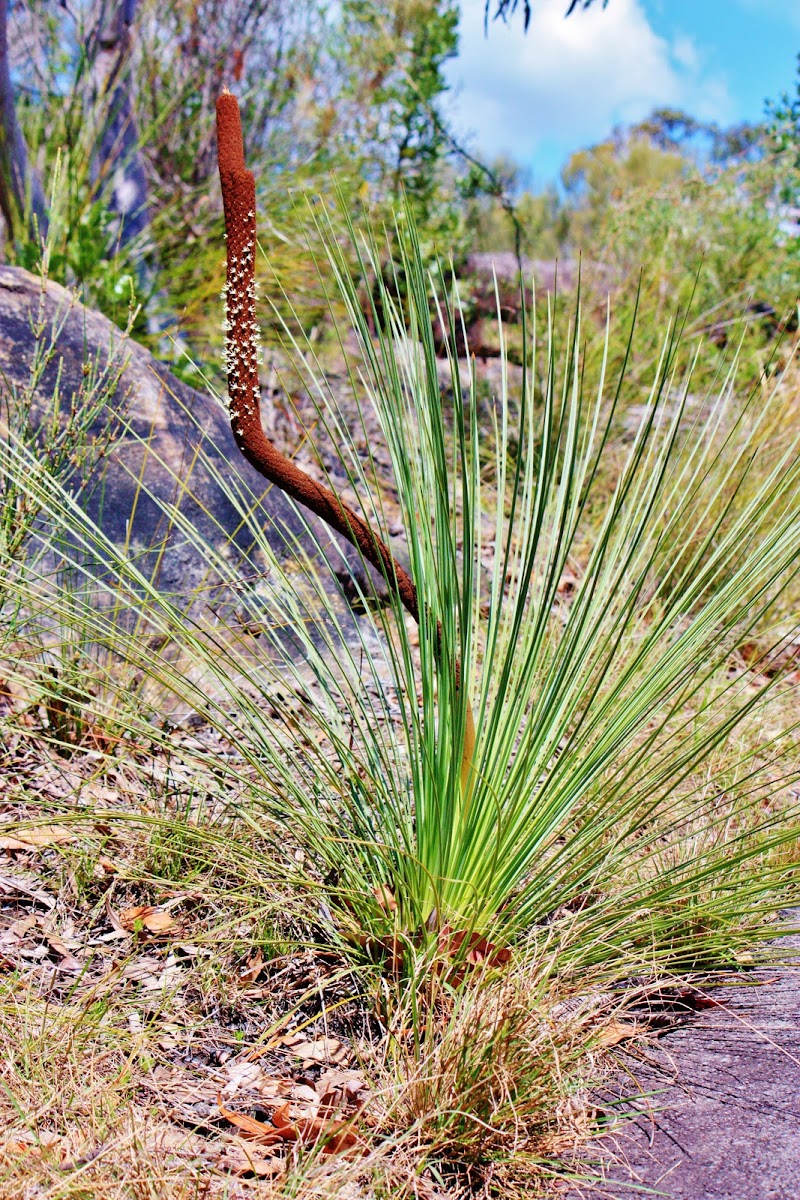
484,0 -> 609,32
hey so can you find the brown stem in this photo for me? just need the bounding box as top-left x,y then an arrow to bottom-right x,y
215,89 -> 419,623
215,90 -> 477,797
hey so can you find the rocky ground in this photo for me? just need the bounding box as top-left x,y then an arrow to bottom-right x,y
566,913 -> 800,1200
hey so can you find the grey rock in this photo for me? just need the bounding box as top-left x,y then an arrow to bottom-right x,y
466,251 -> 579,293
0,264 -> 380,607
566,912 -> 800,1199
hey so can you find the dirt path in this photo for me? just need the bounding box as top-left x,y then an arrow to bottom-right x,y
568,913 -> 800,1199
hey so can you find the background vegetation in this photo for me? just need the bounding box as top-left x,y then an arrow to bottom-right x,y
2,0 -> 798,368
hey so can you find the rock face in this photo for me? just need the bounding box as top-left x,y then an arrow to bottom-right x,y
431,254 -> 581,362
567,914 -> 800,1200
0,264 -> 365,603
465,252 -> 578,294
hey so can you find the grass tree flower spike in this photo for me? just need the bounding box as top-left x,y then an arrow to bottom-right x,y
215,88 -> 420,624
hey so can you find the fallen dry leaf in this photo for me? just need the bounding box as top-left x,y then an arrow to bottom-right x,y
81,782 -> 119,804
216,1144 -> 282,1177
259,1077 -> 293,1101
94,856 -> 119,876
44,933 -> 82,971
8,915 -> 40,938
239,950 -> 264,983
319,1067 -> 366,1088
221,1060 -> 264,1097
272,1102 -> 362,1155
372,884 -> 397,913
281,1032 -> 306,1047
597,1018 -> 639,1047
0,836 -> 34,852
0,1142 -> 42,1163
293,1083 -> 319,1106
119,905 -> 176,935
218,1096 -> 363,1157
121,954 -> 183,989
0,872 -> 55,909
288,1036 -> 348,1065
0,1130 -> 63,1163
216,1097 -> 284,1146
0,825 -> 74,850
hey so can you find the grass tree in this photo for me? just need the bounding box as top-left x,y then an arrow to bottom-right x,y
1,91 -> 798,984
206,90 -> 800,964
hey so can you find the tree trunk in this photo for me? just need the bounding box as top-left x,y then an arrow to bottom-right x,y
0,0 -> 48,243
89,0 -> 150,248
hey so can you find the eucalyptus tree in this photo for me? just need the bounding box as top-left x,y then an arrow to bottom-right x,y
0,0 -> 47,241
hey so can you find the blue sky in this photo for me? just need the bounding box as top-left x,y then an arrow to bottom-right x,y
445,0 -> 800,186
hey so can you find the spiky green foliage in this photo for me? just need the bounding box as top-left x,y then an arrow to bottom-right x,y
2,210 -> 799,977
297,215 -> 800,953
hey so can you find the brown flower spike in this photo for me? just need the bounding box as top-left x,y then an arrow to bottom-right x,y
215,89 -> 419,622
216,90 -> 475,796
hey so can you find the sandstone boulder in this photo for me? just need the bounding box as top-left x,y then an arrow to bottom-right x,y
0,264 -> 369,605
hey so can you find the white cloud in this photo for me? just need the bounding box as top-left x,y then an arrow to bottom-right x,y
671,35 -> 699,74
445,0 -> 733,178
